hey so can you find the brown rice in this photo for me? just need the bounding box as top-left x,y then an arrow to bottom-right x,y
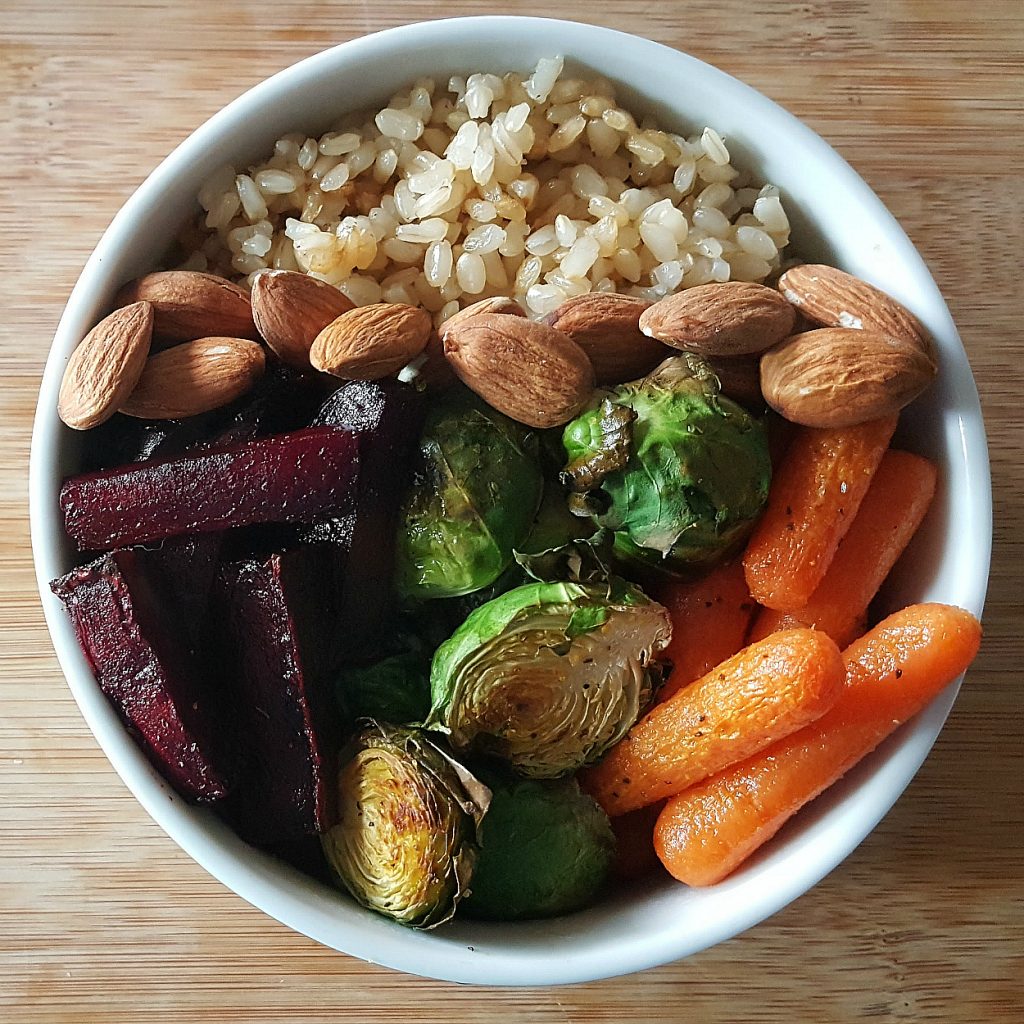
179,57 -> 791,325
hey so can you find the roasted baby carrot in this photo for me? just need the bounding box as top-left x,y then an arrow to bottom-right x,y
652,559 -> 756,704
581,628 -> 844,817
654,603 -> 981,886
749,449 -> 937,646
742,414 -> 898,612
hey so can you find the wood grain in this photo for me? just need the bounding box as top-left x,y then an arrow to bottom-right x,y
1,1 -> 1021,1020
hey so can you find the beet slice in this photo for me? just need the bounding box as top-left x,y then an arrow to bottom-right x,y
312,380 -> 426,659
216,546 -> 343,841
224,363 -> 340,443
79,414 -> 183,472
51,548 -> 234,802
149,533 -> 224,658
79,367 -> 338,473
60,426 -> 359,551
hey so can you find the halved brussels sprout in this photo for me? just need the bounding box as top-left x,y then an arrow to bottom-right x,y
461,772 -> 615,921
394,392 -> 543,600
562,354 -> 771,576
321,723 -> 490,928
427,581 -> 671,778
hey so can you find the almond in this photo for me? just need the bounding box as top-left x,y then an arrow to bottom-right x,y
310,303 -> 432,380
251,270 -> 355,369
544,293 -> 668,384
442,313 -> 596,429
57,302 -> 154,429
115,271 -> 257,342
119,337 -> 265,419
639,282 -> 796,356
760,327 -> 937,428
437,296 -> 525,340
778,264 -> 931,355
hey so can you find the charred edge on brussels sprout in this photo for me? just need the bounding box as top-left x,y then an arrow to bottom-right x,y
321,723 -> 490,929
560,354 -> 771,577
559,400 -> 637,493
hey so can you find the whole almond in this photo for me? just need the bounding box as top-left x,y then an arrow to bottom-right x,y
778,264 -> 931,355
760,327 -> 937,428
310,303 -> 432,380
251,270 -> 355,368
115,271 -> 257,342
437,296 -> 525,341
639,282 -> 796,356
442,313 -> 596,429
120,337 -> 265,419
544,293 -> 668,384
57,302 -> 154,429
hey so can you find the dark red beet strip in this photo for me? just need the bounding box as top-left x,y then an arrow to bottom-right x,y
51,549 -> 234,802
311,380 -> 426,659
60,426 -> 359,551
216,546 -> 342,842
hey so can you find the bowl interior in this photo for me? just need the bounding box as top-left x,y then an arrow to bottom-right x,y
30,16 -> 991,986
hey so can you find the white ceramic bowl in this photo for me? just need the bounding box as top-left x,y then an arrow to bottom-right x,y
30,16 -> 991,986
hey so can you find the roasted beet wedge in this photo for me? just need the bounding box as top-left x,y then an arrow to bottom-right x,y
224,363 -> 340,443
51,548 -> 234,802
79,367 -> 339,472
312,380 -> 426,658
60,426 -> 359,551
149,533 -> 224,658
217,546 -> 343,842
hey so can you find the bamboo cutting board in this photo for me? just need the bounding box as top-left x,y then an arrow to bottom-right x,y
2,1 -> 1022,1020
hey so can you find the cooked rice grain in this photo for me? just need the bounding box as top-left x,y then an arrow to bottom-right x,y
184,59 -> 790,323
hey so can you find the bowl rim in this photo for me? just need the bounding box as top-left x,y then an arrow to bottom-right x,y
29,15 -> 992,987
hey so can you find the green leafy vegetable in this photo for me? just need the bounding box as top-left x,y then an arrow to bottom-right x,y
514,528 -> 617,587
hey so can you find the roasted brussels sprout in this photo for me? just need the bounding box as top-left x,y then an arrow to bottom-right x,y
562,354 -> 771,576
427,581 -> 671,778
395,392 -> 544,600
335,650 -> 431,727
461,773 -> 615,920
321,723 -> 490,928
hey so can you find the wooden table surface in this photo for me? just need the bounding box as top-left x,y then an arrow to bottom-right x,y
2,1 -> 1021,1020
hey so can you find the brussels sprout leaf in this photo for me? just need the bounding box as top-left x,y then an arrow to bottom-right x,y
335,651 -> 431,727
565,604 -> 610,639
514,528 -> 617,587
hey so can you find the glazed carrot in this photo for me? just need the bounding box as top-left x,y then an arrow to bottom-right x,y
749,449 -> 937,646
743,414 -> 898,612
652,559 -> 756,704
654,603 -> 981,886
581,629 -> 844,817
